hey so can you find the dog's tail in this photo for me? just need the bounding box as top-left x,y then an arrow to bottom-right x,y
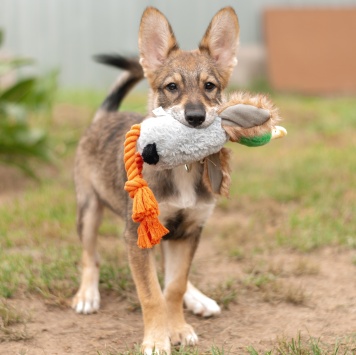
94,54 -> 144,112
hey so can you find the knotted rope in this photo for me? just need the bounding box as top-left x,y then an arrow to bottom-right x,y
124,124 -> 169,248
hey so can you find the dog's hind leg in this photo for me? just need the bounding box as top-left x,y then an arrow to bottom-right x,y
162,237 -> 200,347
72,186 -> 103,314
184,281 -> 221,317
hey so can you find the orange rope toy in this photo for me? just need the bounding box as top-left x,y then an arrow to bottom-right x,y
124,124 -> 169,248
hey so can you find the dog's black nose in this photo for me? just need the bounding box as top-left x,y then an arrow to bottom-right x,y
185,103 -> 206,127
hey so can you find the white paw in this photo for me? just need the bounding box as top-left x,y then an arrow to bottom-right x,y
184,282 -> 221,317
184,331 -> 199,346
73,266 -> 100,314
72,287 -> 100,314
143,348 -> 166,355
142,338 -> 171,355
170,323 -> 198,347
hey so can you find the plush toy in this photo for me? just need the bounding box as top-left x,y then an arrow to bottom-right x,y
124,93 -> 287,248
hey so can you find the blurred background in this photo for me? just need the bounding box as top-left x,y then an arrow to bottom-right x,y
1,0 -> 356,93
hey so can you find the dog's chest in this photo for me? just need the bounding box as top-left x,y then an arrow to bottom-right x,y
158,165 -> 215,238
169,165 -> 199,208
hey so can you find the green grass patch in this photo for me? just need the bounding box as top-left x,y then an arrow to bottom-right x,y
56,89 -> 147,113
247,332 -> 356,354
0,245 -> 80,300
225,96 -> 356,251
0,179 -> 76,249
0,90 -> 147,300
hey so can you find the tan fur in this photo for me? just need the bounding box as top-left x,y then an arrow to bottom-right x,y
199,7 -> 240,79
139,7 -> 178,81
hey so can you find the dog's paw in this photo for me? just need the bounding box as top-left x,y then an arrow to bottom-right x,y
142,337 -> 171,355
72,266 -> 100,314
72,290 -> 100,314
72,284 -> 100,314
170,323 -> 198,347
184,282 -> 221,317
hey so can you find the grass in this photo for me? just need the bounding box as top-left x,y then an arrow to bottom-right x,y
224,95 -> 356,251
56,88 -> 147,112
0,300 -> 31,342
242,266 -> 307,305
0,89 -> 355,352
205,278 -> 238,310
0,89 -> 145,301
97,334 -> 356,355
291,258 -> 320,277
97,344 -> 228,355
262,280 -> 306,305
247,332 -> 356,354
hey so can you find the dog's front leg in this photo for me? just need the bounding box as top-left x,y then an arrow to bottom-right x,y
125,232 -> 170,355
161,236 -> 200,347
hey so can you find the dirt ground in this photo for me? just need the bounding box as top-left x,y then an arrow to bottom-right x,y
1,235 -> 355,355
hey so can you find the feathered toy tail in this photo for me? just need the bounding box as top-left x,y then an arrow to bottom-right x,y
123,124 -> 169,248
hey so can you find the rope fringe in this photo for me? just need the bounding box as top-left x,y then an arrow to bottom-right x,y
123,124 -> 169,248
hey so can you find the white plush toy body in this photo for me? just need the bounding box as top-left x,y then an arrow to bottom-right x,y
136,93 -> 287,171
137,112 -> 228,170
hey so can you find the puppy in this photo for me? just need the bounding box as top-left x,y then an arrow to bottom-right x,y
72,6 -> 239,354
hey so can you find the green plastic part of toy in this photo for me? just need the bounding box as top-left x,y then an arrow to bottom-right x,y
238,132 -> 272,147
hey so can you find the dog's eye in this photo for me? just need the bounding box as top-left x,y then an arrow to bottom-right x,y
166,83 -> 178,92
204,82 -> 216,92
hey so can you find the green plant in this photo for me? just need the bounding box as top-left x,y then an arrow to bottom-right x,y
0,29 -> 57,177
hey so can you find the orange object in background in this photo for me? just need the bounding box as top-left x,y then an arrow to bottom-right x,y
264,7 -> 356,95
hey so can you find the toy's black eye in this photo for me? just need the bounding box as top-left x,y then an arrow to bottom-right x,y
166,83 -> 178,92
205,82 -> 216,91
204,81 -> 216,91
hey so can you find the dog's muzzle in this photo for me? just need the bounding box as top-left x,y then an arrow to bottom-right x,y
184,103 -> 206,127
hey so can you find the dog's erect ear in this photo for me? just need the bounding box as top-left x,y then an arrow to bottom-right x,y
199,7 -> 240,75
139,7 -> 178,77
